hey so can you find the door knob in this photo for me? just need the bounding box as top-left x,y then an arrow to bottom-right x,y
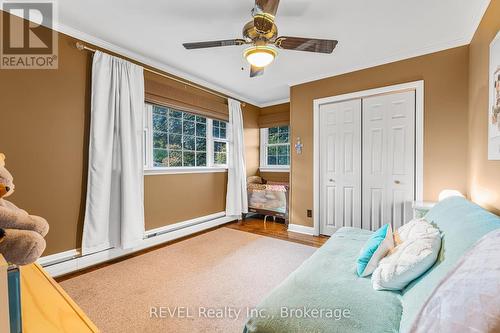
394,180 -> 401,184
329,179 -> 335,182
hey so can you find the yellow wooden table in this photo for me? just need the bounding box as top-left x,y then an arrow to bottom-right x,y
20,263 -> 99,333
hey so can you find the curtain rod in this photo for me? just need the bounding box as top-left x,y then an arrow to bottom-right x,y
75,42 -> 246,107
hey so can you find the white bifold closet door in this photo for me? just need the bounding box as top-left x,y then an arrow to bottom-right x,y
362,91 -> 415,231
319,99 -> 362,236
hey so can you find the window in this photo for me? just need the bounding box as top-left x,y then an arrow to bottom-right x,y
212,120 -> 228,166
144,103 -> 229,173
260,125 -> 290,172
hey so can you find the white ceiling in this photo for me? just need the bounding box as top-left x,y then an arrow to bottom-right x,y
55,0 -> 490,107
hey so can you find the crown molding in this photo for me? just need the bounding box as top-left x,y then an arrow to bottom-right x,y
258,98 -> 291,108
287,36 -> 471,88
3,9 -> 263,106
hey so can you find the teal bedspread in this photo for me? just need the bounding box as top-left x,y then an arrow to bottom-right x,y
244,228 -> 402,333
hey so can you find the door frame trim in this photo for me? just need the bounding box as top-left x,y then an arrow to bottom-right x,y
313,80 -> 424,236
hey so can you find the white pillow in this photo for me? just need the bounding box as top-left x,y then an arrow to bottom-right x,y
396,218 -> 429,242
372,220 -> 441,291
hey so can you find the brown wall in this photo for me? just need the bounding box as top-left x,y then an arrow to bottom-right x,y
144,173 -> 227,230
468,0 -> 500,214
0,32 -> 90,255
243,104 -> 261,178
0,16 -> 261,254
290,46 -> 470,227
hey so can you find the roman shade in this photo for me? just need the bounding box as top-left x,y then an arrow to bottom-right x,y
258,103 -> 290,128
144,71 -> 229,121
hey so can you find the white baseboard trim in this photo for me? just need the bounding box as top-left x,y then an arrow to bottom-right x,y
287,224 -> 316,236
145,212 -> 225,237
38,213 -> 236,277
37,249 -> 81,267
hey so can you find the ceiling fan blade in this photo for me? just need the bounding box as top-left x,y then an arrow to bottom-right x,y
253,0 -> 280,17
274,37 -> 338,54
183,39 -> 246,50
250,65 -> 265,78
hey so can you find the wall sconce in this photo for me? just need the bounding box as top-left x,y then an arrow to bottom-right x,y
438,189 -> 464,201
295,137 -> 303,155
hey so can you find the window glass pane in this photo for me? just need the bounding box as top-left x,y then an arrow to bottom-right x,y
268,127 -> 278,135
183,120 -> 195,136
168,134 -> 182,150
267,126 -> 289,145
278,132 -> 289,144
213,120 -> 228,139
278,126 -> 289,133
169,150 -> 182,166
153,105 -> 167,115
268,155 -> 277,165
196,152 -> 207,167
268,146 -> 277,155
268,129 -> 279,144
278,155 -> 288,165
153,149 -> 168,167
183,112 -> 195,121
214,152 -> 227,165
169,109 -> 182,118
153,114 -> 167,131
278,145 -> 289,155
212,126 -> 220,138
148,105 -> 214,168
196,137 -> 206,151
183,151 -> 196,167
153,131 -> 167,149
169,118 -> 182,134
183,135 -> 195,151
196,122 -> 206,137
214,141 -> 227,153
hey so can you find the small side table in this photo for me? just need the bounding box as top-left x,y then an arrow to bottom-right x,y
412,201 -> 437,219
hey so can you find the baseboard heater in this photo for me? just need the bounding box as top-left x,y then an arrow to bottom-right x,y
38,212 -> 232,276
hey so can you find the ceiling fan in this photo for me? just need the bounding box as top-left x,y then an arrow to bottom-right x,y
182,0 -> 338,77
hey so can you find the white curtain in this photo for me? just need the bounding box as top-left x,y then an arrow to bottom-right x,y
82,51 -> 145,255
226,99 -> 248,217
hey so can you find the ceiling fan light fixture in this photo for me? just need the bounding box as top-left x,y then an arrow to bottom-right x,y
244,46 -> 277,68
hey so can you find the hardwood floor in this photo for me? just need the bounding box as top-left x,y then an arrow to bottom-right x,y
225,217 -> 328,248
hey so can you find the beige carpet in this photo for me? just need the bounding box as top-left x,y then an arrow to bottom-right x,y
60,228 -> 316,333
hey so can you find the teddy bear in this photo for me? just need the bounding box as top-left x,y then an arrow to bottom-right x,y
0,153 -> 49,265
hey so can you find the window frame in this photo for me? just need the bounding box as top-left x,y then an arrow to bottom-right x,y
259,126 -> 291,173
144,103 -> 229,175
211,119 -> 230,168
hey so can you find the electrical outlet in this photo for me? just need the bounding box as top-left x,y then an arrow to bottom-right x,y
307,210 -> 312,218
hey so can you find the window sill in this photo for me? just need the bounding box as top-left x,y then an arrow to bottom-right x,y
259,167 -> 290,173
144,167 -> 228,175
